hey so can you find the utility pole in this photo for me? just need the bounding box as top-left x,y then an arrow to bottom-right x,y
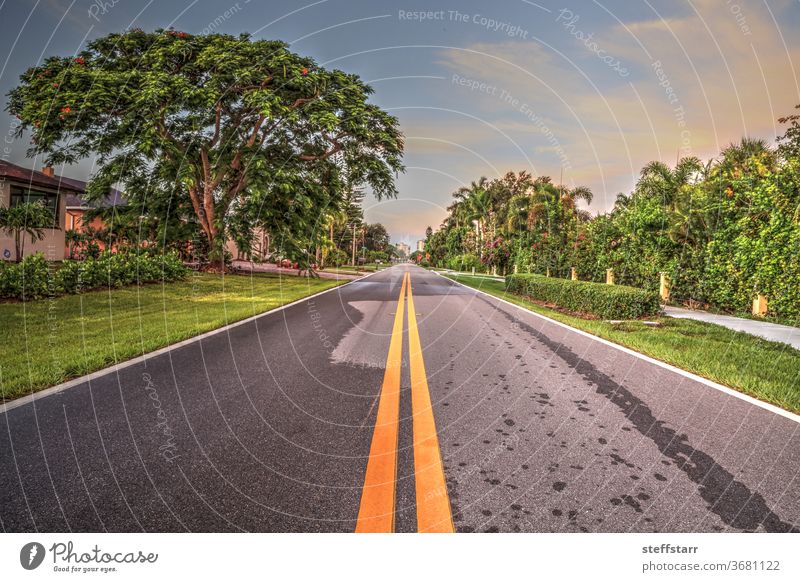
351,224 -> 356,266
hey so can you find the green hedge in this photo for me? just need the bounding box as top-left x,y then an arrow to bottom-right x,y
447,253 -> 483,272
0,251 -> 189,300
505,273 -> 661,319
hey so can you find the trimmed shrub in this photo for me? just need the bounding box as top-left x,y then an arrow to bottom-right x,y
0,254 -> 53,300
0,251 -> 189,300
506,273 -> 661,319
55,259 -> 83,293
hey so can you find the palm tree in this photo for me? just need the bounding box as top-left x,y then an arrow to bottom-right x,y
526,178 -> 559,229
65,229 -> 82,260
717,137 -> 776,178
558,185 -> 594,215
666,184 -> 710,246
0,201 -> 55,262
613,192 -> 632,211
637,157 -> 702,210
446,198 -> 470,229
454,177 -> 491,253
506,194 -> 530,234
468,188 -> 491,254
635,158 -> 712,248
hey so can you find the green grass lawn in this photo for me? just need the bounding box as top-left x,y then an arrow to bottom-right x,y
446,274 -> 800,414
343,263 -> 387,272
0,273 -> 345,401
325,263 -> 386,274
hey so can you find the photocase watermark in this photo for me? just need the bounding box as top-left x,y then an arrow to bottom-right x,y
652,60 -> 692,156
3,117 -> 21,161
142,373 -> 180,463
726,0 -> 752,36
20,540 -> 158,573
502,91 -> 572,170
87,0 -> 122,22
308,299 -> 334,354
20,542 -> 46,570
556,8 -> 630,77
201,1 -> 252,35
46,243 -> 62,374
451,73 -> 500,97
451,74 -> 572,170
398,9 -> 529,39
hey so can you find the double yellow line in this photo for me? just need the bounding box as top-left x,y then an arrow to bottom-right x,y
355,271 -> 454,533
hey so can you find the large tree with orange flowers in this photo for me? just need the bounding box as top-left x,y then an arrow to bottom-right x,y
7,29 -> 404,268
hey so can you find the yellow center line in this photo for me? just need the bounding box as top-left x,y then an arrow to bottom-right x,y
407,273 -> 455,533
355,271 -> 408,532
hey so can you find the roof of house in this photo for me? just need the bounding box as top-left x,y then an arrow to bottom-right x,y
0,159 -> 78,191
59,176 -> 126,210
0,160 -> 126,209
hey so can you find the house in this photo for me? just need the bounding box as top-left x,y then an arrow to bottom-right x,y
0,161 -> 125,261
60,177 -> 126,257
62,179 -> 125,233
0,161 -> 76,261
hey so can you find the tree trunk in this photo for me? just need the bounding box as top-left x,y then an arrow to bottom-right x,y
204,229 -> 225,273
15,231 -> 22,262
187,184 -> 228,272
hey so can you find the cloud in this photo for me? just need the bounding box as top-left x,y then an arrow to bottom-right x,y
425,1 -> 800,214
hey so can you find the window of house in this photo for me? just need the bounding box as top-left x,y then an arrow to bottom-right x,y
9,185 -> 60,224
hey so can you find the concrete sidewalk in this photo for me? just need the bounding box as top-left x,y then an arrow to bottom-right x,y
664,306 -> 800,350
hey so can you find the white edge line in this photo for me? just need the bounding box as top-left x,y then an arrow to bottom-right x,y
1,269 -> 387,415
437,271 -> 800,425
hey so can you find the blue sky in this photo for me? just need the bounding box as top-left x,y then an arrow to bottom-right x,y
2,0 -> 799,244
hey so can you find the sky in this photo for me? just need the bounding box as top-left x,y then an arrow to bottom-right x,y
1,0 -> 799,246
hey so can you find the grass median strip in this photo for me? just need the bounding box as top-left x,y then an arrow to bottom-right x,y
0,272 -> 346,402
444,274 -> 800,415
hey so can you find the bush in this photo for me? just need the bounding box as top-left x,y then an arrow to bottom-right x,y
0,254 -> 53,300
447,253 -> 482,272
0,251 -> 189,300
324,248 -> 349,268
505,273 -> 661,319
55,259 -> 83,293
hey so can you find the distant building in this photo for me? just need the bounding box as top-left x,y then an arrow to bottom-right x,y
416,240 -> 425,252
394,242 -> 410,257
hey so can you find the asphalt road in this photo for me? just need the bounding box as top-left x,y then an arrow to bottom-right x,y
1,265 -> 798,532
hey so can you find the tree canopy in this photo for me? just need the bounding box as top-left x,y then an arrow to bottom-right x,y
7,29 -> 404,267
